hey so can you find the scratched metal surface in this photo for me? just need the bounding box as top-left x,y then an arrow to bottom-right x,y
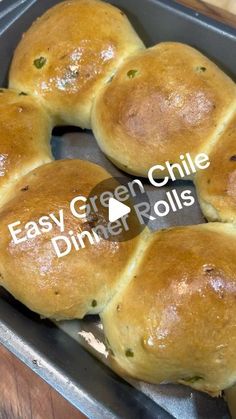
0,0 -> 235,417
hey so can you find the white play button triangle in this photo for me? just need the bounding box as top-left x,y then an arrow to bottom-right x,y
108,198 -> 131,223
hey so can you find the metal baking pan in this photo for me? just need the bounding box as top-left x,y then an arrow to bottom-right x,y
0,0 -> 235,417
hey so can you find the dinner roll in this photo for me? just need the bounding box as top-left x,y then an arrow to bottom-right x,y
195,111 -> 236,223
101,223 -> 236,396
92,42 -> 236,177
0,159 -> 147,320
9,0 -> 144,129
0,88 -> 52,208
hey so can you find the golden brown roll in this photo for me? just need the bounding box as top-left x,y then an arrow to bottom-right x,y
101,223 -> 236,396
92,42 -> 236,177
195,112 -> 236,223
9,0 -> 144,129
0,88 -> 52,208
0,159 -> 147,320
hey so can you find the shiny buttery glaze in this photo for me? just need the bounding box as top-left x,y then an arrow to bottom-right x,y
2,0 -> 236,398
92,42 -> 236,177
0,89 -> 52,207
102,223 -> 236,395
9,0 -> 144,128
195,113 -> 236,223
0,159 -> 146,320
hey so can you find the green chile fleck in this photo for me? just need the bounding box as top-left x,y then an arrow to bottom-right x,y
125,349 -> 134,357
196,66 -> 207,73
108,74 -> 114,83
34,57 -> 47,69
91,299 -> 97,307
127,69 -> 138,79
109,348 -> 115,356
183,376 -> 204,383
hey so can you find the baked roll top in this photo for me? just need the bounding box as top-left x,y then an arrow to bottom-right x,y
0,159 -> 147,320
0,88 -> 52,208
9,0 -> 145,129
92,42 -> 236,177
195,111 -> 236,223
101,223 -> 236,396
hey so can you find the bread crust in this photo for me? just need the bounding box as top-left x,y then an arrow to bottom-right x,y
101,223 -> 236,395
9,0 -> 144,128
0,89 -> 52,207
195,111 -> 236,223
0,159 -> 147,320
3,1 -> 236,398
92,42 -> 236,177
